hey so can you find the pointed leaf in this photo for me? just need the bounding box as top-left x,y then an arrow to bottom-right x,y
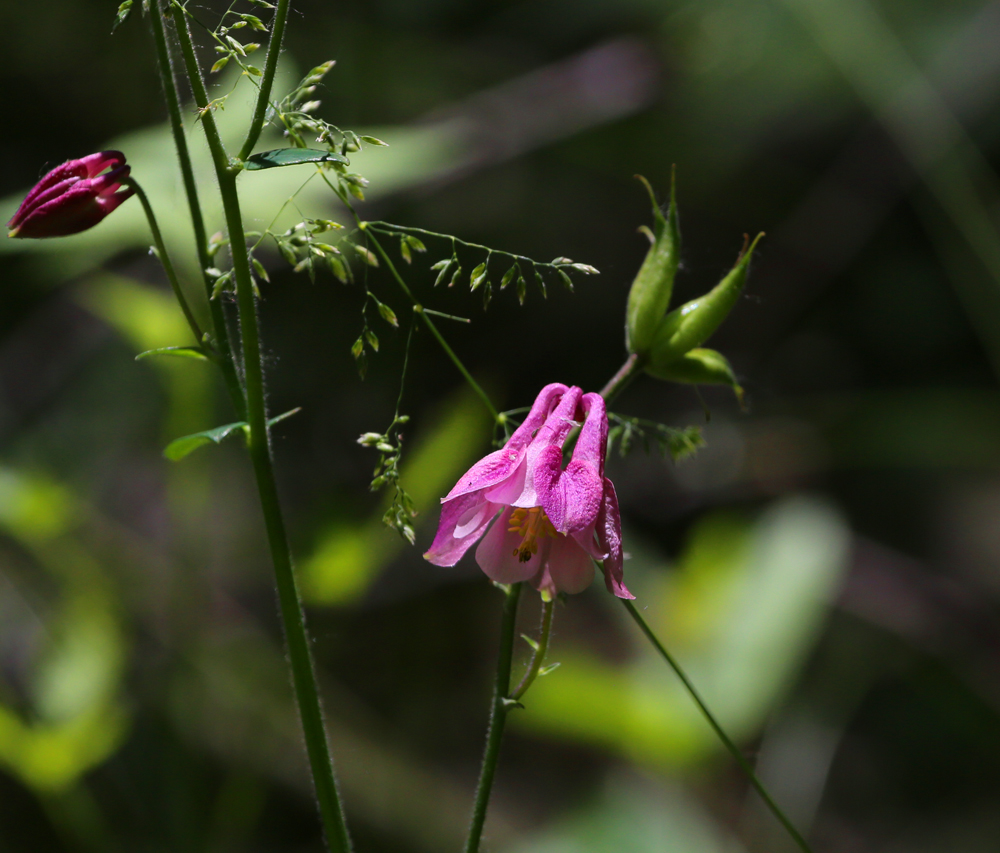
135,346 -> 210,362
163,422 -> 248,461
244,148 -> 349,170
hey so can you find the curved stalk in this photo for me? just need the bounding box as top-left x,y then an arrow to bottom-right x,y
620,600 -> 813,853
237,0 -> 290,161
126,178 -> 204,345
599,352 -> 645,404
511,596 -> 554,701
170,9 -> 351,851
358,223 -> 500,422
465,582 -> 522,853
150,0 -> 246,419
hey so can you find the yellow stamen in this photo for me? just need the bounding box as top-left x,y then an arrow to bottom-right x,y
507,506 -> 556,563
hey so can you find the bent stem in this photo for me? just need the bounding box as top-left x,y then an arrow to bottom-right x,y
599,352 -> 645,404
126,178 -> 204,346
465,582 -> 523,853
170,10 -> 351,852
621,600 -> 813,853
511,596 -> 554,701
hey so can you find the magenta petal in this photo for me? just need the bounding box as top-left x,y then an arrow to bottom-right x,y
505,383 -> 570,449
573,393 -> 608,478
532,386 -> 583,449
442,446 -> 524,502
535,535 -> 594,597
475,507 -> 544,584
424,493 -> 499,567
534,448 -> 603,534
596,477 -> 632,599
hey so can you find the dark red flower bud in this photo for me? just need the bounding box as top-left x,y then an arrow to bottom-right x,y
7,151 -> 135,239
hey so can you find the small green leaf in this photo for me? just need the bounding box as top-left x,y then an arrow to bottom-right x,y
557,268 -> 574,292
252,257 -> 270,283
111,0 -> 133,33
135,346 -> 210,362
351,336 -> 364,359
163,422 -> 248,461
244,148 -> 349,170
535,268 -> 547,299
516,275 -> 527,305
405,235 -> 427,253
400,238 -> 412,265
448,264 -> 463,288
433,258 -> 456,288
377,302 -> 399,327
329,256 -> 349,283
365,330 -> 379,352
521,634 -> 540,651
469,262 -> 487,291
571,263 -> 599,275
500,265 -> 517,290
246,65 -> 263,77
359,135 -> 389,147
352,244 -> 379,267
211,56 -> 230,74
538,662 -> 561,676
430,259 -> 450,271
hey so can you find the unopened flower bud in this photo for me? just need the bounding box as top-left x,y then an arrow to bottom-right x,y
7,151 -> 134,239
646,233 -> 763,367
625,173 -> 680,356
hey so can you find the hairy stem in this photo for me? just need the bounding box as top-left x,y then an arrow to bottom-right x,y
599,352 -> 645,404
511,596 -> 554,701
150,0 -> 246,419
238,0 -> 290,160
621,600 -> 813,853
171,8 -> 351,850
465,582 -> 522,853
126,178 -> 204,345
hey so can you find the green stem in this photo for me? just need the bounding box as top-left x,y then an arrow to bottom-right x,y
511,596 -> 554,701
150,0 -> 246,419
126,178 -> 204,345
465,582 -> 522,853
599,352 -> 645,404
237,0 -> 290,161
172,9 -> 351,851
359,223 -> 500,422
620,600 -> 813,853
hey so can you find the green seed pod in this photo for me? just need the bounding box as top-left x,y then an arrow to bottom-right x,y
647,232 -> 763,366
625,171 -> 680,356
646,347 -> 743,404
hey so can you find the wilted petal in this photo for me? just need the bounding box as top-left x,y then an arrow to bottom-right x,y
475,507 -> 545,584
424,492 -> 499,567
596,477 -> 632,599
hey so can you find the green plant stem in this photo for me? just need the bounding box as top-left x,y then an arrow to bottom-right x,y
171,9 -> 351,851
511,596 -> 554,701
599,352 -> 645,404
359,223 -> 500,422
126,178 -> 204,345
150,0 -> 246,419
465,582 -> 522,853
620,600 -> 813,853
238,0 -> 290,161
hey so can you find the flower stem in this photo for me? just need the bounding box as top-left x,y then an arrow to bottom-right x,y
511,596 -> 554,701
149,0 -> 246,419
599,352 -> 645,403
171,10 -> 351,851
620,599 -> 814,853
465,582 -> 522,853
358,223 -> 500,423
237,0 -> 290,161
126,178 -> 204,345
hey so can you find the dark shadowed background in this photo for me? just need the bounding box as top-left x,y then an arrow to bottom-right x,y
2,0 -> 1000,851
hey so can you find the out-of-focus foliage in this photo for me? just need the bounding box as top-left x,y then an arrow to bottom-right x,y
3,0 -> 1000,850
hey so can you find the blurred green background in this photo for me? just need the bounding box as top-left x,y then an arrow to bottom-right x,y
3,0 -> 1000,850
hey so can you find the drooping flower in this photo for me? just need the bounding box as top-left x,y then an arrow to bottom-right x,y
7,151 -> 134,239
424,383 -> 633,599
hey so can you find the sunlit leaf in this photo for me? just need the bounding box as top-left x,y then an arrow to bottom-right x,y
244,148 -> 349,170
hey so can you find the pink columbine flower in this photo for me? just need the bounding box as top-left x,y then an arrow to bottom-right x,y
7,151 -> 134,239
424,383 -> 633,600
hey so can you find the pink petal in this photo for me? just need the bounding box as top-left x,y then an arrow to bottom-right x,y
505,383 -> 570,450
534,447 -> 603,534
475,507 -> 546,584
573,393 -> 608,478
441,446 -> 525,503
596,477 -> 632,599
534,535 -> 594,597
424,492 -> 499,567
